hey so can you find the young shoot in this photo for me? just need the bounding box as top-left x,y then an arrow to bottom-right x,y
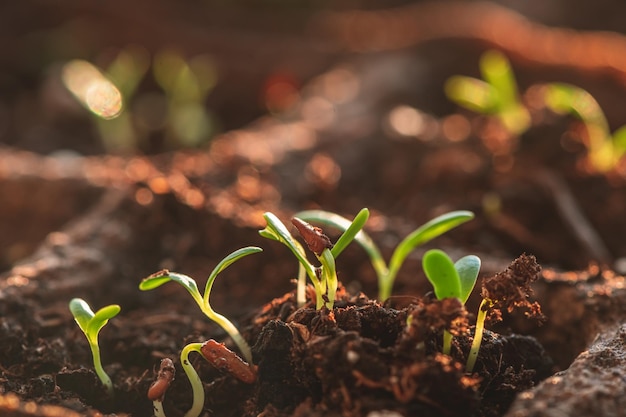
259,209 -> 368,310
295,209 -> 474,301
68,298 -> 121,397
180,343 -> 206,417
544,82 -> 626,172
179,340 -> 256,417
465,254 -> 543,373
445,50 -> 530,135
147,358 -> 175,417
422,249 -> 481,356
139,246 -> 262,363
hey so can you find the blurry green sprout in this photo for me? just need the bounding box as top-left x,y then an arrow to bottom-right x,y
295,209 -> 474,301
544,83 -> 626,172
139,246 -> 262,363
445,50 -> 530,135
259,209 -> 368,310
422,249 -> 481,356
68,298 -> 121,396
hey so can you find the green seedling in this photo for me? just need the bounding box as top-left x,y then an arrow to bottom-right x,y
465,297 -> 492,373
544,82 -> 626,172
179,343 -> 206,417
139,246 -> 262,363
259,209 -> 368,310
174,339 -> 256,417
295,209 -> 474,301
422,249 -> 481,356
68,298 -> 121,397
445,50 -> 530,135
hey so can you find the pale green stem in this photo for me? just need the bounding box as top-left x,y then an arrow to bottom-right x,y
296,263 -> 307,307
152,400 -> 167,417
313,281 -> 325,310
319,248 -> 337,309
203,308 -> 252,364
442,330 -> 453,356
89,340 -> 114,397
181,343 -> 205,417
466,299 -> 490,373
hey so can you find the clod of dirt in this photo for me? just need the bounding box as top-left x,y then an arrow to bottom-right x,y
506,324 -> 626,417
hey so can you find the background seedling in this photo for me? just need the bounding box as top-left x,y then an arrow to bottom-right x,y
445,50 -> 530,136
68,298 -> 121,397
296,209 -> 474,301
422,249 -> 481,355
259,209 -> 368,309
544,82 -> 626,172
139,246 -> 262,363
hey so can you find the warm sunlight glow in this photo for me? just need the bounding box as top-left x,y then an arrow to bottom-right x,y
387,105 -> 424,137
62,60 -> 123,120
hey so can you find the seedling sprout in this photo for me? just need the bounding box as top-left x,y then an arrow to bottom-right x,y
260,210 -> 367,309
174,340 -> 256,417
139,246 -> 262,363
544,82 -> 626,172
296,209 -> 474,301
445,50 -> 530,135
147,358 -> 175,417
422,249 -> 481,355
68,298 -> 120,396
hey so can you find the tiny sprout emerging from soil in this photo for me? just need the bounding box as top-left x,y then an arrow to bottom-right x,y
260,209 -> 367,309
148,358 -> 175,417
466,254 -> 544,373
180,340 -> 256,417
544,83 -> 626,172
139,246 -> 262,363
296,209 -> 474,301
68,298 -> 121,397
445,50 -> 530,135
422,249 -> 481,355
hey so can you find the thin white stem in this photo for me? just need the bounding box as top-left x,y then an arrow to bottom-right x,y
152,400 -> 167,417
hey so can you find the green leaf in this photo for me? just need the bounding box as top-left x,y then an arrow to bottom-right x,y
295,209 -> 387,276
140,270 -> 199,294
260,212 -> 317,282
204,246 -> 262,303
87,304 -> 121,342
330,208 -> 369,258
422,249 -> 461,300
480,50 -> 516,111
69,298 -> 95,334
445,76 -> 498,114
388,210 -> 474,279
455,255 -> 481,304
69,298 -> 120,345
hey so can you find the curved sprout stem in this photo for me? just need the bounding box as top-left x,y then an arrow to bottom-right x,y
181,343 -> 205,417
466,299 -> 491,373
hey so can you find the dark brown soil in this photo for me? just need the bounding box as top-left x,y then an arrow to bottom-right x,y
3,2 -> 626,417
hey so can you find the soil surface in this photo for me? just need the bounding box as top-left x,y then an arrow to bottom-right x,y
3,2 -> 626,417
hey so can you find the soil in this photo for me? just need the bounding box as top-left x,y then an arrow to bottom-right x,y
3,2 -> 626,417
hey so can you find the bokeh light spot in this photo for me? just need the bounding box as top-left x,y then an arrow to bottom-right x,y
62,59 -> 123,119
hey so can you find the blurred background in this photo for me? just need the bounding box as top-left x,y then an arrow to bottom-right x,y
3,0 -> 626,156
